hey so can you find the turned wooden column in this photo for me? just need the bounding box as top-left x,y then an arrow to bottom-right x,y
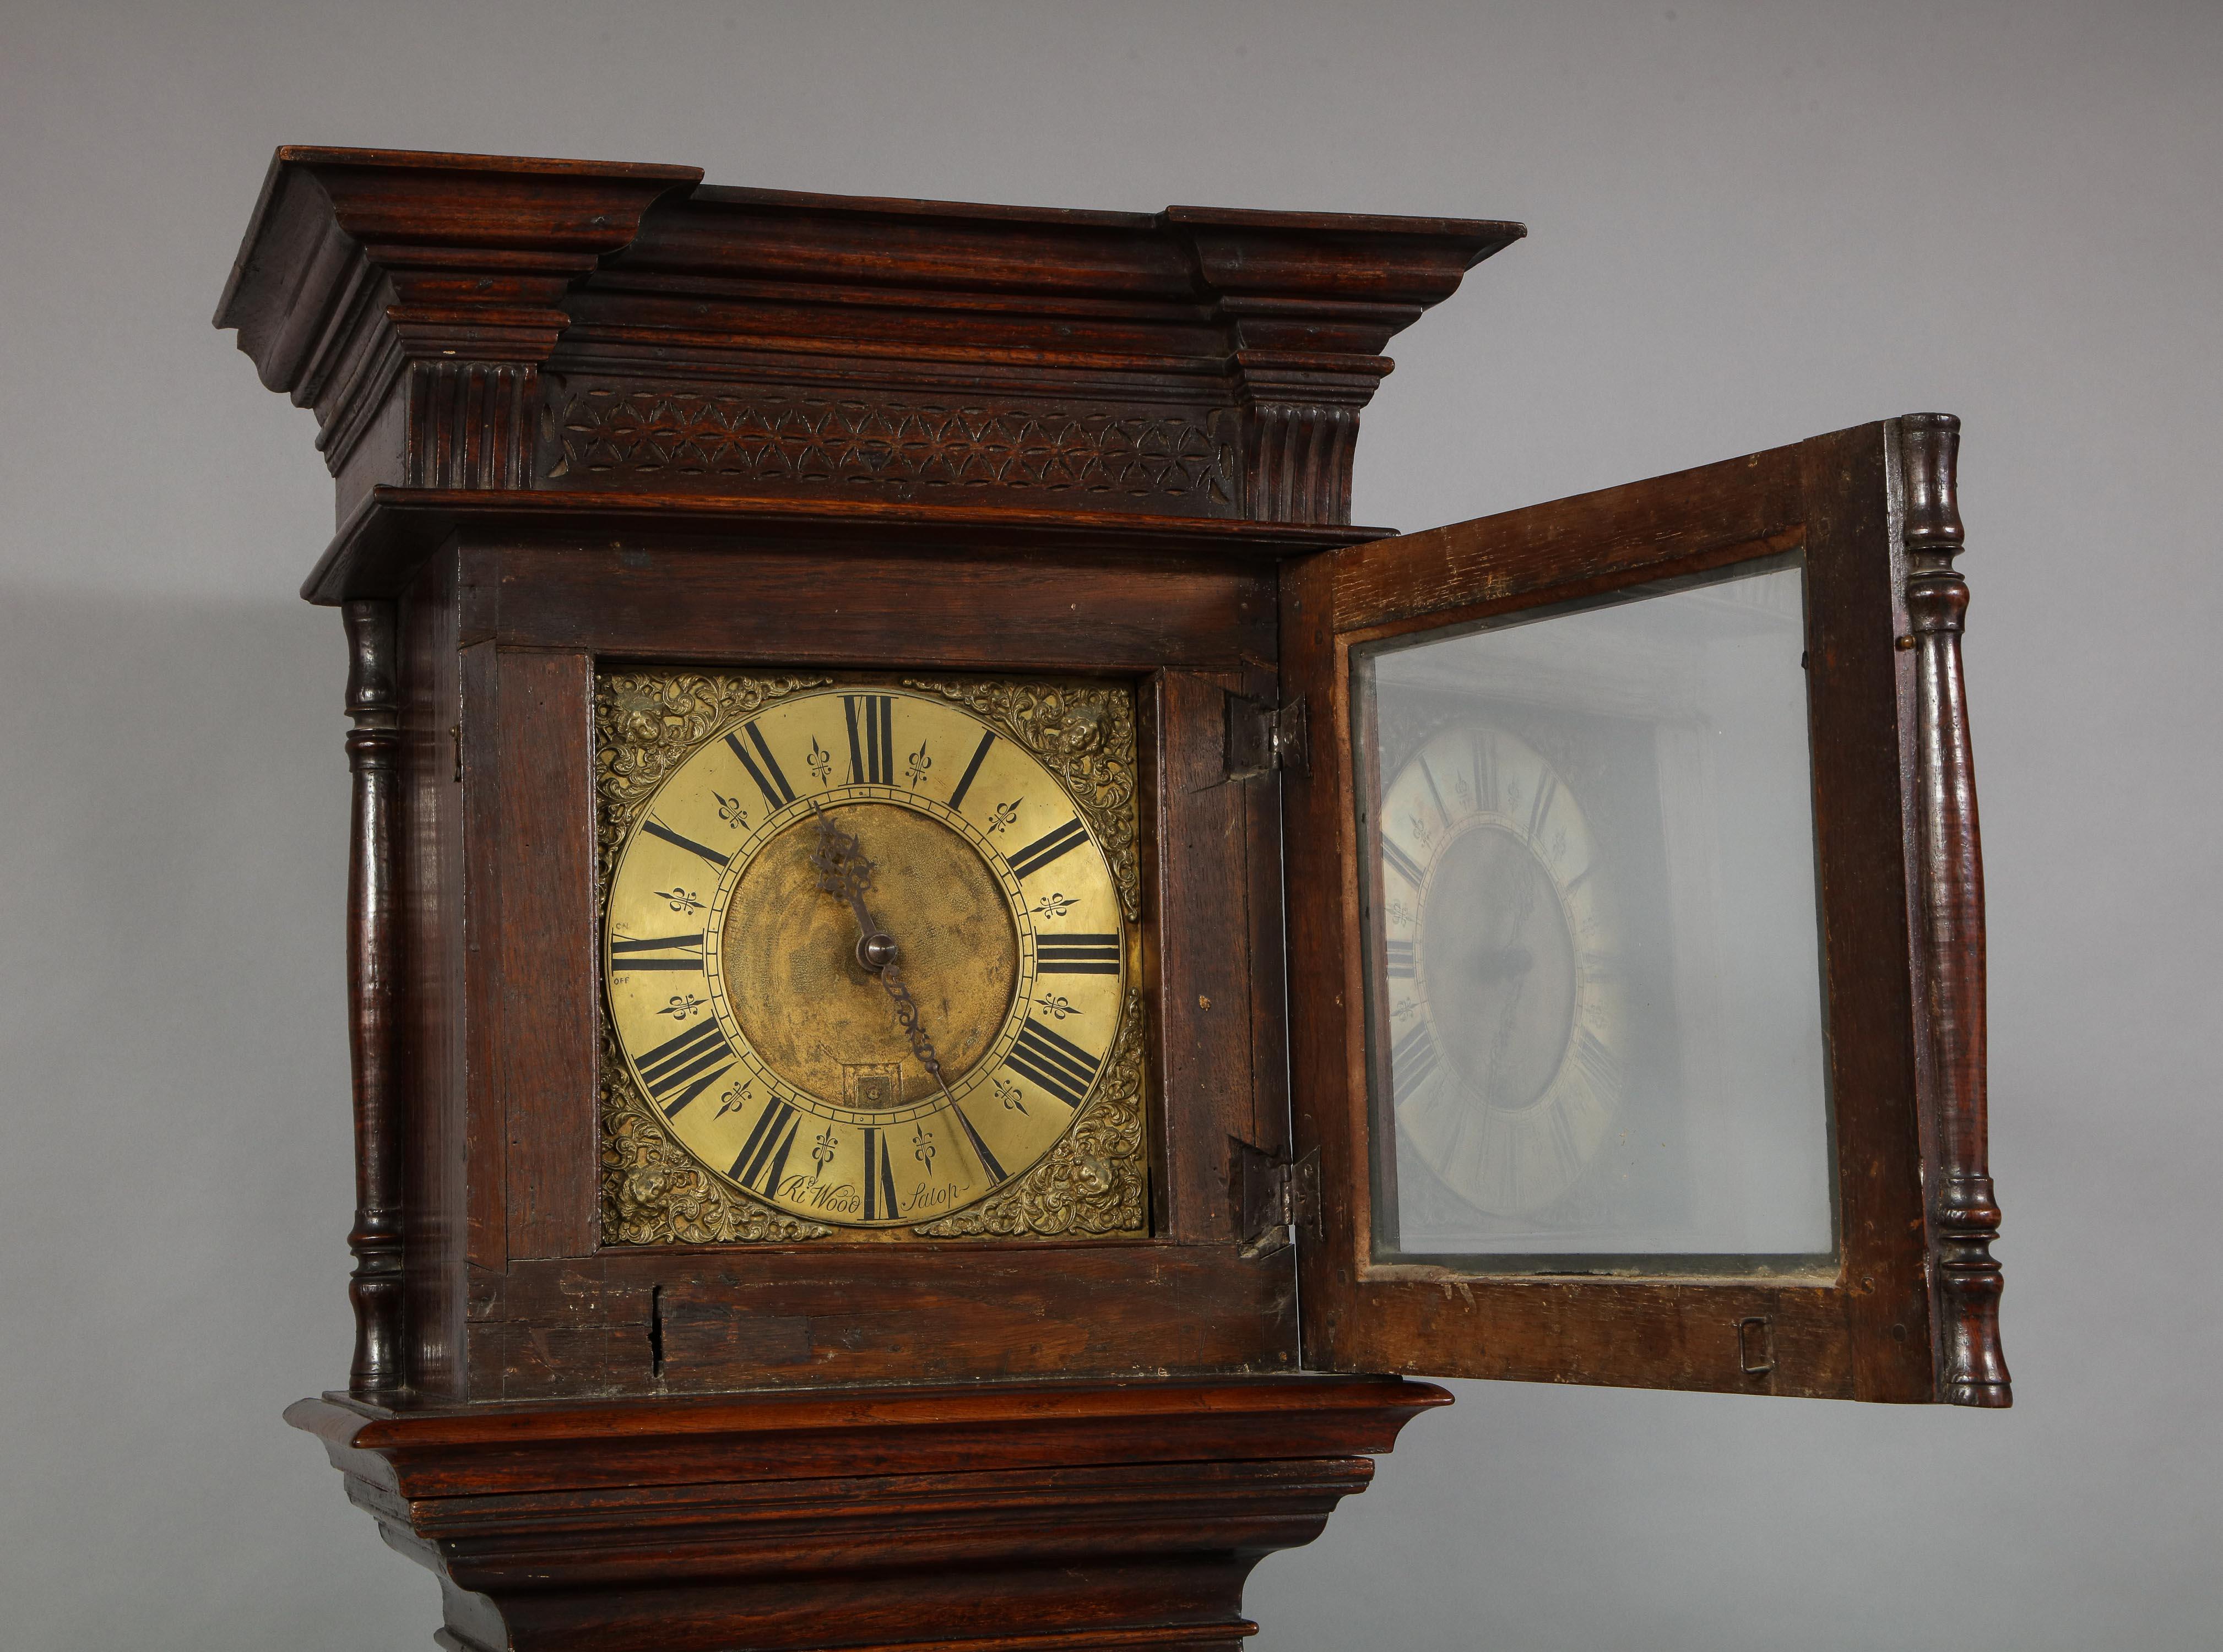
343,599 -> 405,1396
1899,412 -> 2010,1408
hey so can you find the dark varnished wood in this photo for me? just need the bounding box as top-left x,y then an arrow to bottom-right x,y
470,1247 -> 1297,1400
400,558 -> 469,1398
305,487 -> 1387,607
221,149 -> 1517,532
288,1376 -> 1445,1652
1283,419 -> 2006,1404
224,146 -> 2004,1650
343,600 -> 405,1395
1896,414 -> 2009,1406
459,537 -> 1284,674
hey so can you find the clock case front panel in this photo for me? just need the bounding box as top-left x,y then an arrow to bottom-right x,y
390,511 -> 1315,1401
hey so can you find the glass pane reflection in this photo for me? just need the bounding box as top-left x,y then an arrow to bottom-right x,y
1357,558 -> 1835,1273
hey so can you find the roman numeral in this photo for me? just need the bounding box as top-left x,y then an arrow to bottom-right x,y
862,1126 -> 900,1220
1006,1018 -> 1100,1111
635,1017 -> 735,1117
729,1099 -> 799,1194
1574,1028 -> 1622,1097
947,729 -> 996,812
1037,933 -> 1119,974
1385,938 -> 1416,979
1007,818 -> 1087,881
1528,768 -> 1559,842
1390,1021 -> 1440,1094
725,721 -> 794,811
844,694 -> 895,785
1547,1104 -> 1581,1178
1419,756 -> 1452,825
609,932 -> 706,972
1473,731 -> 1498,814
948,1104 -> 1008,1183
643,818 -> 730,870
1382,837 -> 1427,889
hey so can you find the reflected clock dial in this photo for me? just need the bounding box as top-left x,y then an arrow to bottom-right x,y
1378,723 -> 1625,1218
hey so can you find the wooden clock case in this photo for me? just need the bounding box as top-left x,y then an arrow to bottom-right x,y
218,148 -> 2006,1652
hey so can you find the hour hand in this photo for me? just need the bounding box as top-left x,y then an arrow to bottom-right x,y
806,801 -> 897,971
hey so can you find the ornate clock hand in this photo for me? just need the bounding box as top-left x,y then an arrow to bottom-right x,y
807,800 -> 898,970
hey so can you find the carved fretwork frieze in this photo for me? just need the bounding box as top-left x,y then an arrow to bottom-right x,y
545,382 -> 1243,513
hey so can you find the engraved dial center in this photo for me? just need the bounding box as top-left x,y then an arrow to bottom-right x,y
723,802 -> 1019,1107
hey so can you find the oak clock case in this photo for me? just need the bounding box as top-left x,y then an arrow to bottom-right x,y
216,147 -> 2007,1652
599,674 -> 1144,1243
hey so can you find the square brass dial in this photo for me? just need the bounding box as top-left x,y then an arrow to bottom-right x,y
595,669 -> 1148,1246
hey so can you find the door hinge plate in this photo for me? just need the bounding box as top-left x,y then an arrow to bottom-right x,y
1232,1138 -> 1321,1257
1224,693 -> 1308,780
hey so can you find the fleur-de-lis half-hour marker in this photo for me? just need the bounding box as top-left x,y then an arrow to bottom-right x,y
1387,899 -> 1417,927
713,1080 -> 753,1120
912,1123 -> 936,1171
811,1126 -> 838,1176
713,790 -> 749,830
658,993 -> 707,1021
904,742 -> 932,789
993,1074 -> 1026,1114
1033,993 -> 1081,1021
986,798 -> 1022,835
657,887 -> 704,915
1031,892 -> 1076,919
806,736 -> 833,788
1410,814 -> 1434,849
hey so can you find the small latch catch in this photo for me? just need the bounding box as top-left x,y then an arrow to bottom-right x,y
1224,693 -> 1309,781
1232,1138 -> 1321,1257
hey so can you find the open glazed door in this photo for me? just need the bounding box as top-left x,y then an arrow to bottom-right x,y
1280,416 -> 2009,1405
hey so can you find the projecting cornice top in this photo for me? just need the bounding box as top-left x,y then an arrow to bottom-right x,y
217,146 -> 1522,526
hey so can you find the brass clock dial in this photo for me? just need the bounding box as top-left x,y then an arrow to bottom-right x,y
604,683 -> 1129,1231
1377,722 -> 1626,1218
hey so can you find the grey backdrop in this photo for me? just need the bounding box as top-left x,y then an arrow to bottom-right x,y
4,2 -> 2217,1647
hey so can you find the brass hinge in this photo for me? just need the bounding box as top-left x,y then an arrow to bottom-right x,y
1232,1138 -> 1321,1257
1224,693 -> 1308,780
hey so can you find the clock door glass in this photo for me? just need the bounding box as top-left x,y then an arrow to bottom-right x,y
1353,556 -> 1835,1273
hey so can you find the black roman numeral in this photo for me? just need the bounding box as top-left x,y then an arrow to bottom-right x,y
1390,1022 -> 1439,1094
1385,938 -> 1416,979
635,1017 -> 736,1117
948,1104 -> 1008,1183
1382,837 -> 1427,889
1037,933 -> 1119,975
1007,818 -> 1087,881
725,721 -> 794,811
643,818 -> 730,870
1473,731 -> 1498,815
610,932 -> 706,972
845,694 -> 895,785
729,1099 -> 799,1193
861,1126 -> 900,1220
1006,1018 -> 1100,1111
947,729 -> 996,812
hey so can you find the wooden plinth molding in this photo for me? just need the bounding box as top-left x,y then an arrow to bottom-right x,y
288,1374 -> 1450,1651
